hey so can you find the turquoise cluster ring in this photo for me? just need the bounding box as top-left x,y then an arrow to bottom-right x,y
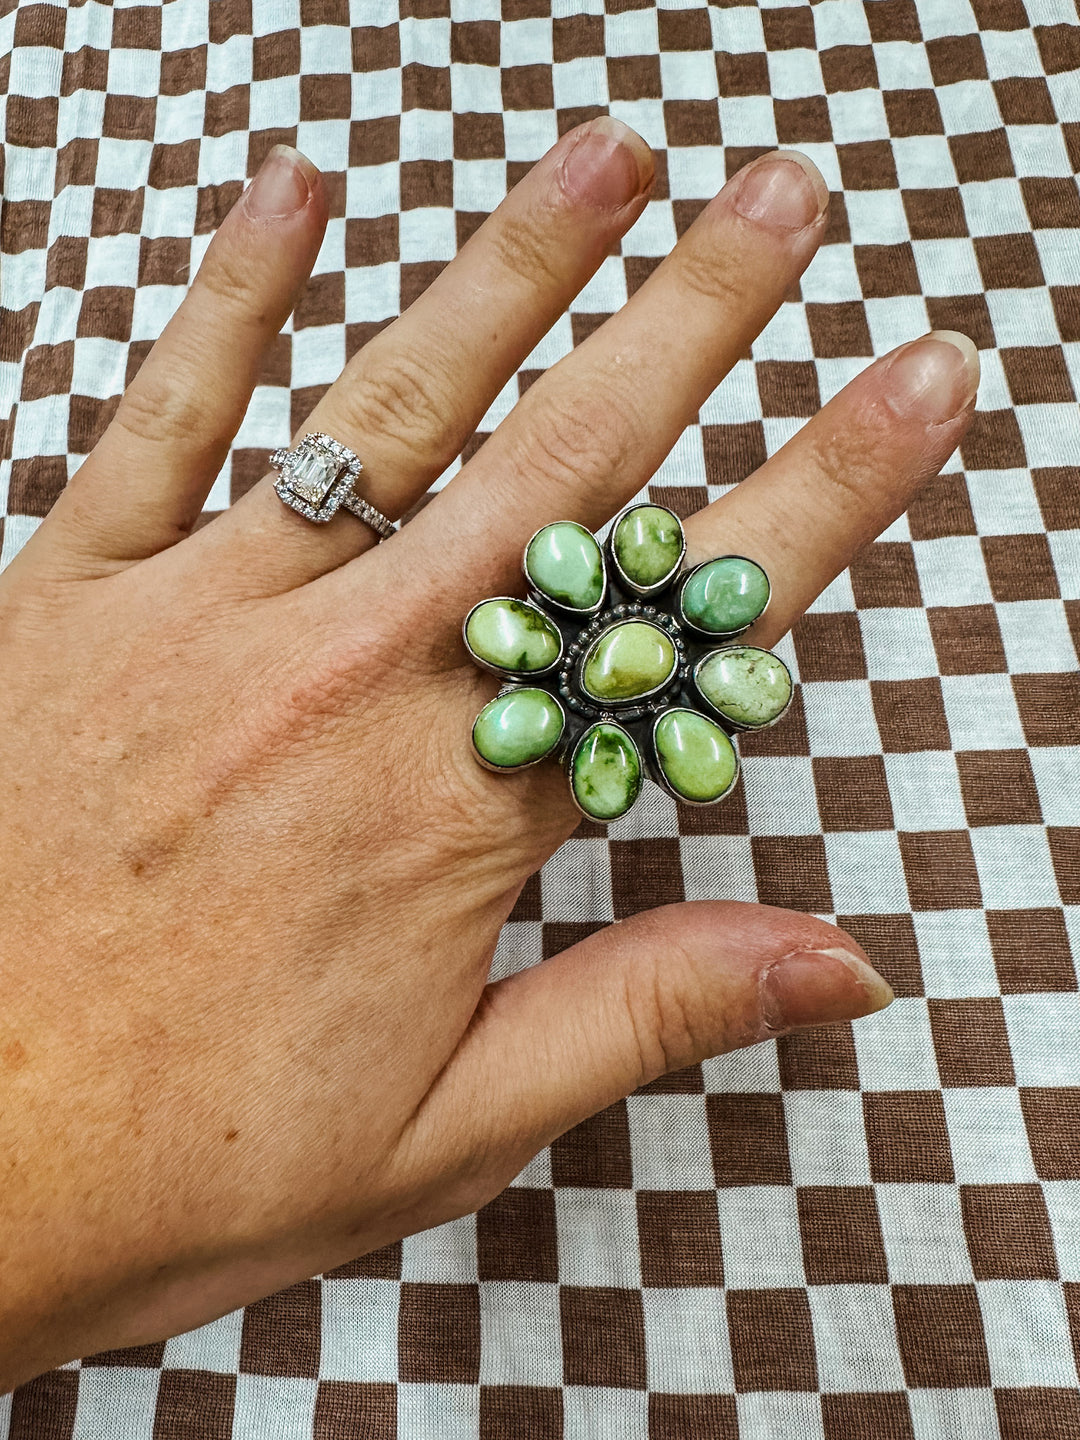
462,505 -> 793,822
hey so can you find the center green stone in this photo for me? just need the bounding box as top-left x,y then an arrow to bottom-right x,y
679,556 -> 770,635
571,723 -> 642,821
580,620 -> 677,702
612,505 -> 684,589
525,522 -> 604,611
695,646 -> 792,729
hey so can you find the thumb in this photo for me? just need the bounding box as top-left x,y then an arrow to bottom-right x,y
404,901 -> 893,1205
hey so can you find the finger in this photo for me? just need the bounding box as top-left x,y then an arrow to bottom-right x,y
397,901 -> 892,1207
199,118 -> 655,593
683,330 -> 981,648
38,146 -> 328,572
383,149 -> 829,608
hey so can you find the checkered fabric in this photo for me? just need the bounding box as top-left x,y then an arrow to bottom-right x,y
2,0 -> 1079,1435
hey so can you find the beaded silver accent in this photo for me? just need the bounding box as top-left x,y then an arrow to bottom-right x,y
269,432 -> 395,539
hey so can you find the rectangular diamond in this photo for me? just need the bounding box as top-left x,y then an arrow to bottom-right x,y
288,448 -> 341,506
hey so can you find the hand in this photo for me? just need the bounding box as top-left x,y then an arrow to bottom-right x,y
0,121 -> 978,1389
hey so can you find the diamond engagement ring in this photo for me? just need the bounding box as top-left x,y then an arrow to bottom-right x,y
269,432 -> 395,538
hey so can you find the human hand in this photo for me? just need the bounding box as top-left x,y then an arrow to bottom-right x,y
0,120 -> 978,1388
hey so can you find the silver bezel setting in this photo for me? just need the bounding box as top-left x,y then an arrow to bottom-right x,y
607,502 -> 687,599
649,706 -> 741,806
676,554 -> 772,640
691,646 -> 794,732
568,718 -> 643,822
462,596 -> 565,682
522,521 -> 608,618
575,617 -> 681,710
270,431 -> 364,524
471,686 -> 567,773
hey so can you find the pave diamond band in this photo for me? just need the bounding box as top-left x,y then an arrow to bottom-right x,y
269,432 -> 395,539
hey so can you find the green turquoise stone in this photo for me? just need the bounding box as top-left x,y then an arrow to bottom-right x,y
472,688 -> 564,769
680,556 -> 770,635
654,709 -> 738,803
612,505 -> 684,589
572,723 -> 642,821
580,620 -> 676,702
465,598 -> 561,673
695,646 -> 792,728
525,522 -> 604,610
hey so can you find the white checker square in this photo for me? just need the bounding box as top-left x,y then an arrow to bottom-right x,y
554,1190 -> 642,1289
72,1369 -> 160,1440
563,1389 -> 648,1439
345,161 -> 399,218
961,178 -> 1029,239
231,1376 -> 319,1440
808,570 -> 857,614
680,834 -> 759,905
917,0 -> 977,37
971,346 -> 1012,413
604,9 -> 659,59
551,56 -> 607,112
803,681 -> 883,757
450,63 -> 502,114
912,237 -> 983,297
1010,124 -> 1075,178
320,1278 -> 399,1381
717,94 -> 778,148
824,832 -> 911,915
1044,1182 -> 1080,1281
702,1040 -> 783,1095
982,28 -> 1043,79
892,134 -> 957,190
876,1184 -> 975,1284
713,5 -> 765,54
400,1214 -> 477,1283
742,757 -> 820,836
627,1095 -> 717,1189
784,1091 -> 872,1186
539,837 -> 612,923
644,1289 -> 734,1393
1030,749 -> 1080,828
703,356 -> 763,424
1003,993 -> 1080,1086
489,920 -> 542,983
1017,402 -> 1080,470
161,1308 -> 244,1372
853,999 -> 943,1091
397,1384 -> 480,1440
753,299 -> 814,362
399,107 -> 452,161
502,107 -> 559,161
767,49 -> 825,101
808,1284 -> 907,1392
574,252 -> 628,313
715,1186 -> 807,1289
399,206 -> 456,262
1034,228 -> 1080,288
609,98 -> 666,153
884,754 -> 967,834
872,41 -> 934,91
659,50 -> 717,100
666,146 -> 725,200
942,675 -> 1026,751
971,827 -> 1062,912
942,1088 -> 1037,1184
844,187 -> 910,245
913,910 -> 998,998
999,600 -> 1078,673
736,1393 -> 825,1440
84,232 -> 141,291
860,609 -> 938,681
910,1388 -> 1002,1440
801,242 -> 863,302
965,467 -> 1046,536
501,19 -> 552,69
827,88 -> 889,144
977,1280 -> 1079,1388
1048,69 -> 1080,121
935,79 -> 1000,135
478,1282 -> 561,1386
865,295 -> 930,352
813,1 -> 872,47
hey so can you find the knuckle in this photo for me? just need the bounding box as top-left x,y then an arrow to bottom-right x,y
804,426 -> 879,516
515,380 -> 638,503
673,239 -> 746,314
339,346 -> 458,466
486,210 -> 566,294
111,359 -> 219,459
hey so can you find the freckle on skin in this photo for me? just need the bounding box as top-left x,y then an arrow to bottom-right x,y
224,1129 -> 239,1143
2,1040 -> 27,1071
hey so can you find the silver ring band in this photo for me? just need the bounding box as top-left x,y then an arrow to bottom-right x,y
269,432 -> 395,539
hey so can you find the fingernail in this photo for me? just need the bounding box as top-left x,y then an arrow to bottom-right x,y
244,144 -> 314,221
733,150 -> 828,231
560,116 -> 654,209
760,947 -> 895,1033
885,330 -> 981,423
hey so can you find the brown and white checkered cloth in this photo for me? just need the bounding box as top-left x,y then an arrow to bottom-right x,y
2,0 -> 1079,1436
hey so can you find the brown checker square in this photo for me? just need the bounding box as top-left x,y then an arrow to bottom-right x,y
230,446 -> 275,504
958,408 -> 1026,469
450,19 -> 499,64
649,1394 -> 738,1440
1051,285 -> 1080,343
480,1387 -> 562,1440
926,33 -> 987,85
988,909 -> 1077,994
248,127 -> 299,176
453,111 -> 504,161
956,749 -> 1042,828
893,1284 -> 991,1388
13,2 -> 65,46
239,1279 -> 320,1376
111,4 -> 161,46
299,0 -> 350,21
908,472 -> 978,540
823,191 -> 851,246
778,1024 -> 861,1091
864,1091 -> 955,1182
1068,604 -> 1080,667
293,271 -> 345,329
3,199 -> 50,255
637,1190 -> 724,1288
1001,347 -> 1075,407
975,232 -> 1044,289
1036,22 -> 1080,75
814,756 -> 895,832
701,421 -> 767,485
820,45 -> 879,93
850,541 -> 923,608
76,286 -> 135,342
46,234 -> 88,291
102,93 -> 157,139
607,54 -> 661,102
7,1370 -> 80,1439
624,255 -> 663,295
837,140 -> 899,192
209,0 -> 252,43
903,188 -> 968,241
324,1242 -> 402,1279
560,1287 -> 646,1389
635,1062 -> 705,1095
300,72 -> 351,120
401,0 -> 453,16
997,1390 -> 1080,1440
204,85 -> 249,139
995,76 -> 1056,127
314,1383 -> 396,1440
477,1188 -> 558,1282
775,96 -> 833,145
762,6 -> 815,50
1033,468 -> 1080,531
929,998 -> 1016,1087
457,211 -> 487,249
6,302 -> 39,363
345,215 -> 398,267
960,1183 -> 1058,1280
22,341 -> 73,402
805,301 -> 873,359
725,145 -> 775,182
1023,177 -> 1080,231
5,95 -> 58,147
854,242 -> 921,297
252,28 -> 300,80
402,62 -> 451,110
900,832 -> 983,911
884,89 -> 944,138
502,64 -> 555,110
658,7 -> 711,50
149,140 -> 200,190
353,25 -> 401,70
707,1093 -> 792,1187
792,612 -> 866,682
69,395 -> 120,456
543,920 -> 607,961
1068,1283 -> 1080,1374
556,104 -> 608,137
349,116 -> 399,167
717,51 -> 769,99
401,159 -> 453,209
399,1283 -> 481,1384
609,839 -> 684,919
55,136 -> 100,189
571,311 -> 613,346
727,1289 -> 818,1391
927,605 -> 1007,675
61,45 -> 109,96
551,1101 -> 633,1188
972,0 -> 1028,26
663,99 -> 721,146
797,1185 -> 889,1285
840,913 -> 924,998
752,836 -> 834,913
1021,1089 -> 1080,1179
738,686 -> 810,758
401,259 -> 448,310
822,1393 -> 915,1440
553,13 -> 603,61
1050,828 -> 1080,903
756,359 -> 821,417
865,1 -> 921,42
152,1371 -> 236,1440
1013,674 -> 1080,748
508,869 -> 542,922
85,1340 -> 166,1367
